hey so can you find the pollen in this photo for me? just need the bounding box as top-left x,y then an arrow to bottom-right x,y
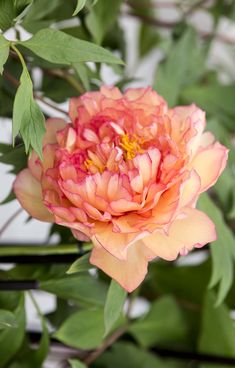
119,134 -> 144,160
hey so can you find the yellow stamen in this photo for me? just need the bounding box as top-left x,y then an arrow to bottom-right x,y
120,134 -> 144,160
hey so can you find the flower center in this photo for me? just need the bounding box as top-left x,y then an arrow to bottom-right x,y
119,134 -> 144,160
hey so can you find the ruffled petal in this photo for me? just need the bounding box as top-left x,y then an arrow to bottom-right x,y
13,169 -> 54,222
143,207 -> 216,260
190,143 -> 228,192
90,241 -> 156,292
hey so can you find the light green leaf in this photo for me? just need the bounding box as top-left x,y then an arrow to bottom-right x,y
104,279 -> 126,336
12,65 -> 32,140
66,253 -> 91,274
40,274 -> 108,306
85,0 -> 122,44
69,359 -> 87,368
129,296 -> 187,348
12,64 -> 45,158
20,96 -> 45,157
0,34 -> 10,74
154,28 -> 204,106
54,308 -> 104,349
19,28 -> 124,65
73,0 -> 87,15
198,193 -> 235,305
199,291 -> 235,357
0,310 -> 18,330
0,0 -> 14,31
73,62 -> 90,91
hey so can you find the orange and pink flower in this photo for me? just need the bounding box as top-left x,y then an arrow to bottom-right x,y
14,86 -> 228,291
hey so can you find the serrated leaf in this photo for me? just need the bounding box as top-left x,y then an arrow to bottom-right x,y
198,193 -> 235,306
129,296 -> 187,348
66,253 -> 91,274
0,34 -> 10,74
85,0 -> 122,44
54,308 -> 104,349
19,28 -> 124,65
104,279 -> 126,336
73,0 -> 87,15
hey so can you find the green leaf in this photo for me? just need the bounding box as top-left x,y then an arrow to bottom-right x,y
0,34 -> 10,74
40,274 -> 108,306
0,144 -> 27,174
154,28 -> 204,106
12,65 -> 32,140
129,296 -> 187,348
139,24 -> 159,58
73,62 -> 90,91
54,308 -> 104,349
85,0 -> 122,45
19,28 -> 124,65
69,359 -> 87,368
0,310 -> 18,330
20,96 -> 45,157
0,294 -> 25,368
66,253 -> 91,274
198,193 -> 235,306
104,279 -> 127,336
12,64 -> 45,158
0,0 -> 15,31
73,0 -> 87,15
97,341 -> 185,368
199,291 -> 235,357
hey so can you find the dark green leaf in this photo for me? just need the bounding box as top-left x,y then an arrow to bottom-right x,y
85,0 -> 122,45
66,253 -> 92,274
0,294 -> 25,368
129,296 -> 187,348
139,24 -> 159,58
19,28 -> 124,65
54,308 -> 104,349
104,279 -> 126,336
0,34 -> 10,74
0,0 -> 15,31
0,144 -> 27,174
40,274 -> 108,306
199,291 -> 235,357
198,193 -> 235,305
0,309 -> 18,330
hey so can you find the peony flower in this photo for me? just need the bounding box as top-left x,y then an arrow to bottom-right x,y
14,86 -> 228,292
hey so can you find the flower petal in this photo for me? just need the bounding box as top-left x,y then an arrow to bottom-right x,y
143,207 -> 216,260
90,241 -> 156,292
190,143 -> 228,192
13,169 -> 54,222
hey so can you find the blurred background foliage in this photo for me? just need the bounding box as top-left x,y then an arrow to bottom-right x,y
1,0 -> 235,367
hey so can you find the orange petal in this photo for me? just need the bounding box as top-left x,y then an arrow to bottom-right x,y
178,170 -> 201,208
13,169 -> 54,222
90,241 -> 156,292
43,118 -> 67,145
143,207 -> 216,260
190,143 -> 228,192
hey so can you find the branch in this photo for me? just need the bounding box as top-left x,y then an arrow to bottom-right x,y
0,208 -> 22,238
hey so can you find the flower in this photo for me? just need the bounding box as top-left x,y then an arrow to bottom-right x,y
14,86 -> 228,292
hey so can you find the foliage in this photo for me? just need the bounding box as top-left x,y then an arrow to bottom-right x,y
1,0 -> 235,366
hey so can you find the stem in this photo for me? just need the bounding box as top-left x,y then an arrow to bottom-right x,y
0,208 -> 23,238
83,324 -> 128,365
11,44 -> 30,78
45,69 -> 86,94
0,243 -> 92,256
